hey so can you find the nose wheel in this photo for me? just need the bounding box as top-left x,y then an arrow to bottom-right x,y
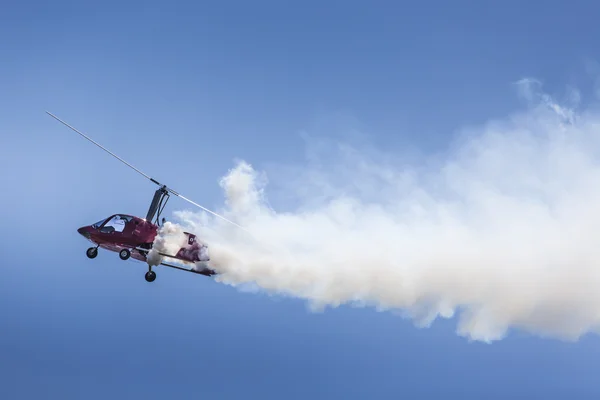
86,247 -> 98,259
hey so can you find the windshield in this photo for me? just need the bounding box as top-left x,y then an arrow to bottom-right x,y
91,217 -> 109,229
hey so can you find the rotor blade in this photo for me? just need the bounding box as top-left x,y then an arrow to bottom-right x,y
46,111 -> 154,182
47,111 -> 250,233
174,192 -> 249,232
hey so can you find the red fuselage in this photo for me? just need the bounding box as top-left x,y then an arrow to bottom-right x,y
78,214 -> 158,261
77,214 -> 215,278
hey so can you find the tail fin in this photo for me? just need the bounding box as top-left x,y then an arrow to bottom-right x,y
175,233 -> 210,263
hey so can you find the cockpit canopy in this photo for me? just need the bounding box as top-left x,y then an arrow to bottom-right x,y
91,214 -> 135,233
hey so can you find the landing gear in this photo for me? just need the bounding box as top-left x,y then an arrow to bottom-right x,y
119,249 -> 131,260
138,243 -> 151,257
86,247 -> 98,259
145,270 -> 156,282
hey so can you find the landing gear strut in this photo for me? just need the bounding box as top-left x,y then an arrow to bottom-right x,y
86,247 -> 98,259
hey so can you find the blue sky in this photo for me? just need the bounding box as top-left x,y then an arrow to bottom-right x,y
3,1 -> 600,398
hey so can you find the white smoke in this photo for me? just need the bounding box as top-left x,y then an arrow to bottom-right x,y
147,221 -> 189,267
172,80 -> 600,342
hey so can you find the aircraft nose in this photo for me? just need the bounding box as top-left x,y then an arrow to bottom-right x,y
78,226 -> 90,238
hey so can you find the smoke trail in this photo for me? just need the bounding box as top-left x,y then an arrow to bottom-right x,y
174,80 -> 600,342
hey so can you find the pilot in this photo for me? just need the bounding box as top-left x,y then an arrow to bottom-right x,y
110,215 -> 126,231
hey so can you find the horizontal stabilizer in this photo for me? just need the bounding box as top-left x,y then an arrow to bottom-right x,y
159,261 -> 215,277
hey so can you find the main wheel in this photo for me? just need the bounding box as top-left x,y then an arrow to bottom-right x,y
119,249 -> 131,260
86,247 -> 98,259
145,270 -> 156,282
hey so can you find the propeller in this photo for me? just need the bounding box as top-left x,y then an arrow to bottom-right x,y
46,111 -> 248,232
